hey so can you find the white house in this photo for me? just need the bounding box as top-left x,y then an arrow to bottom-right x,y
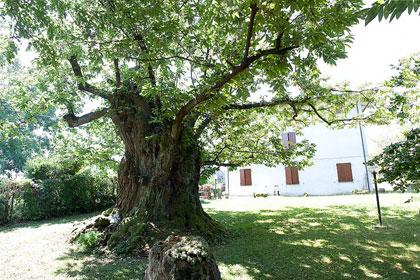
225,123 -> 373,196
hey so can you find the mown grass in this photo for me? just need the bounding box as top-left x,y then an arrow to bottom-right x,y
1,195 -> 419,279
212,206 -> 420,280
55,250 -> 147,280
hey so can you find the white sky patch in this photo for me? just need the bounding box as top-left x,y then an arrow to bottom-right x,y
319,13 -> 420,156
319,14 -> 420,87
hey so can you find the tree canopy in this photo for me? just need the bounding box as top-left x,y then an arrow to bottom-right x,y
0,0 -> 391,168
369,128 -> 419,192
0,59 -> 57,173
364,0 -> 420,25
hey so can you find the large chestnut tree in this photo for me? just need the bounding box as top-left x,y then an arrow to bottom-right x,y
2,0 -> 396,248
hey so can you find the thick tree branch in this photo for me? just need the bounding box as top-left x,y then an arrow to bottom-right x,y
307,103 -> 372,125
226,96 -> 371,125
224,96 -> 309,110
202,161 -> 241,167
243,4 -> 259,60
330,87 -> 381,93
171,45 -> 299,139
133,34 -> 156,87
114,59 -> 121,89
68,56 -> 110,99
63,108 -> 109,128
132,55 -> 215,68
195,115 -> 213,137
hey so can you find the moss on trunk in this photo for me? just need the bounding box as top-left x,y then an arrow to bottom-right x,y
102,96 -> 224,254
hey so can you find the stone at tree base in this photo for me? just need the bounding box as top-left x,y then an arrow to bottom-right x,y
143,235 -> 221,280
68,215 -> 114,243
93,216 -> 112,230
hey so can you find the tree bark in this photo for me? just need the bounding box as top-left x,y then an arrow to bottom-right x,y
108,93 -> 221,245
2,200 -> 9,225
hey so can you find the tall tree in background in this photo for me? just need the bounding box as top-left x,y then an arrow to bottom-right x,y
0,59 -> 57,174
369,128 -> 419,192
368,54 -> 419,192
1,0 -> 406,248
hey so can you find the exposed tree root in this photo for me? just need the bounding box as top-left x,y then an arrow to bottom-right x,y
69,208 -> 226,256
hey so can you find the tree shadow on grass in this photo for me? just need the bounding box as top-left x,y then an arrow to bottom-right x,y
0,212 -> 100,233
55,249 -> 147,280
50,206 -> 419,280
210,206 -> 420,280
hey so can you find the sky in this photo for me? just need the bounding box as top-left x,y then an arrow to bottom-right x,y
319,13 -> 420,87
321,13 -> 420,156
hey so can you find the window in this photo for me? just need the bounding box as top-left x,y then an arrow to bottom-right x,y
336,163 -> 353,182
240,169 -> 252,186
285,167 -> 299,185
282,132 -> 296,148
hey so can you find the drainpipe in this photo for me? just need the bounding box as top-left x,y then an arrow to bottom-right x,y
356,103 -> 371,192
226,167 -> 230,198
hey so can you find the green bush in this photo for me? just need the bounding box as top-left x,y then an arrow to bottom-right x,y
0,178 -> 32,224
25,156 -> 82,181
0,179 -> 5,223
2,156 -> 116,222
77,231 -> 101,252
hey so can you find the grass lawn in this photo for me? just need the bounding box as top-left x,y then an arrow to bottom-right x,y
0,193 -> 419,279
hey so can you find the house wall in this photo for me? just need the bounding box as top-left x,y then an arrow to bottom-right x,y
226,124 -> 372,196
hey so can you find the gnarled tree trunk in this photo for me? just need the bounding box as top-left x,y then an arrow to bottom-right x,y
106,93 -> 222,252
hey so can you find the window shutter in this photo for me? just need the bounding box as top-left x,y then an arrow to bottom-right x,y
283,132 -> 298,184
282,132 -> 296,148
240,169 -> 252,186
288,132 -> 296,145
285,167 -> 299,185
282,133 -> 289,148
240,169 -> 245,186
285,167 -> 292,184
291,167 -> 299,184
245,169 -> 252,185
336,163 -> 353,182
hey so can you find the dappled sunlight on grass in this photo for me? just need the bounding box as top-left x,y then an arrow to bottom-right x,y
289,238 -> 329,248
55,249 -> 146,280
358,265 -> 383,278
218,263 -> 264,280
213,205 -> 420,280
338,254 -> 352,262
407,244 -> 420,252
1,195 -> 418,280
255,218 -> 275,224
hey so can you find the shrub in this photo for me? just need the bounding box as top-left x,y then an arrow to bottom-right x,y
1,155 -> 116,222
368,128 -> 419,192
25,156 -> 82,181
77,231 -> 101,252
0,179 -> 6,223
0,178 -> 32,224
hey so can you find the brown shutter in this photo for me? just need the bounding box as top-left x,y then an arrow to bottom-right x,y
285,167 -> 299,185
285,167 -> 292,184
288,132 -> 296,145
336,163 -> 353,182
245,169 -> 252,185
240,169 -> 252,186
240,169 -> 246,186
282,133 -> 289,148
291,167 -> 299,184
282,132 -> 297,148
